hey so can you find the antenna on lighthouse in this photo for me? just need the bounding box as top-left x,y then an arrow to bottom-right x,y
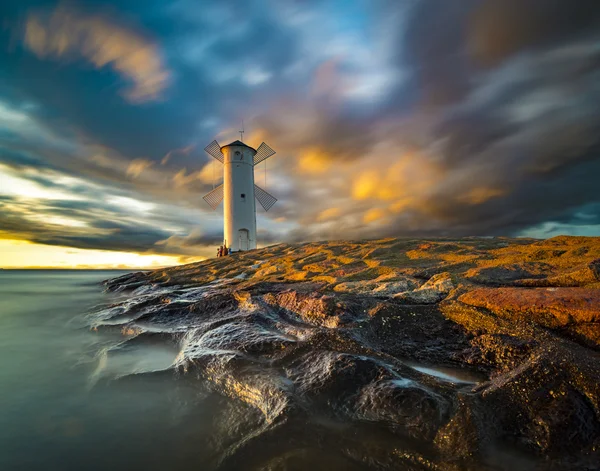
239,120 -> 245,142
202,133 -> 278,252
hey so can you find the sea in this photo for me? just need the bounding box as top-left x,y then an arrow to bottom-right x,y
0,270 -> 533,471
0,270 -> 204,471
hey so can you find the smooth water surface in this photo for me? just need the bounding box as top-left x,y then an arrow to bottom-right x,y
0,270 -> 529,471
0,270 -> 209,471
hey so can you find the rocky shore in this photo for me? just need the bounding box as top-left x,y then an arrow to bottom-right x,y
99,236 -> 600,470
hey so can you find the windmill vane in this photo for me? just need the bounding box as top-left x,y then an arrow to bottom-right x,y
202,131 -> 277,253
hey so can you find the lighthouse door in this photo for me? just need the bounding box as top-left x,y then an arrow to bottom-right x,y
238,229 -> 249,251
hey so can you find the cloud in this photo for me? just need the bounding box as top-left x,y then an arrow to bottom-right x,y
248,0 -> 600,239
172,164 -> 217,190
2,0 -> 600,268
363,208 -> 388,225
468,0 -> 600,67
458,187 -> 506,206
316,207 -> 341,222
126,159 -> 153,178
0,160 -> 224,260
161,144 -> 195,165
297,148 -> 332,174
22,4 -> 170,102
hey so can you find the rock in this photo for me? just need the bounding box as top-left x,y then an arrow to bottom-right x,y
461,334 -> 538,372
589,259 -> 600,281
254,264 -> 281,278
263,290 -> 348,327
421,272 -> 456,292
354,378 -> 449,442
333,276 -> 419,297
393,272 -> 455,304
97,235 -> 600,469
360,302 -> 472,363
434,395 -> 485,460
394,288 -> 444,304
334,277 -> 418,296
564,323 -> 600,350
464,264 -> 544,285
459,287 -> 600,328
477,349 -> 600,456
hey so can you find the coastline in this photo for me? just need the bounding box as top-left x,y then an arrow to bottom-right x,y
96,236 -> 600,470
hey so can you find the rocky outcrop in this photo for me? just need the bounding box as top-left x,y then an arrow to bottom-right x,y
394,272 -> 456,304
459,287 -> 600,327
459,287 -> 600,348
98,236 -> 600,470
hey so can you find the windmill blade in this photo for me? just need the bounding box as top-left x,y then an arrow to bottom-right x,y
203,184 -> 224,210
254,184 -> 277,211
204,140 -> 224,163
253,142 -> 276,166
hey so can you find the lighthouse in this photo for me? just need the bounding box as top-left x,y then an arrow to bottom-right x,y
203,138 -> 277,252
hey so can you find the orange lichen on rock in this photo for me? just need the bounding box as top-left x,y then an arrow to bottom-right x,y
459,287 -> 600,327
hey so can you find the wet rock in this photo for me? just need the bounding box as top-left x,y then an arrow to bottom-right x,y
358,302 -> 472,363
434,395 -> 487,460
96,235 -> 600,470
285,351 -> 396,414
354,378 -> 449,442
478,349 -> 600,456
461,334 -> 538,372
186,321 -> 296,356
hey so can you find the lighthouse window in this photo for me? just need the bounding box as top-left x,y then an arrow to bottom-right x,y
241,193 -> 246,201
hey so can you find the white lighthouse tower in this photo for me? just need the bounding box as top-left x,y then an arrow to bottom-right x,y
202,137 -> 277,252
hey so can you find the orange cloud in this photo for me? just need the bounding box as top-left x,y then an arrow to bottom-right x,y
297,148 -> 332,174
172,163 -> 220,189
363,208 -> 388,224
352,170 -> 380,200
317,207 -> 341,222
459,187 -> 506,205
351,154 -> 442,211
23,5 -> 170,102
126,159 -> 153,178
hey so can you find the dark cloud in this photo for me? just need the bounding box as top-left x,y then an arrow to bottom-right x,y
469,0 -> 600,66
271,0 -> 600,239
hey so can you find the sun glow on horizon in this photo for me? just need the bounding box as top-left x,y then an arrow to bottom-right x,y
0,239 -> 190,269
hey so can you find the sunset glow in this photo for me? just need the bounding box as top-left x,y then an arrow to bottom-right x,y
0,239 -> 185,269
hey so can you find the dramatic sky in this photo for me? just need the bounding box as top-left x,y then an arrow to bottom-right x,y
1,0 -> 599,268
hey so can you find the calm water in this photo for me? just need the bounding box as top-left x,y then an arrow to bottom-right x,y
0,270 -> 209,471
0,271 -> 531,471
